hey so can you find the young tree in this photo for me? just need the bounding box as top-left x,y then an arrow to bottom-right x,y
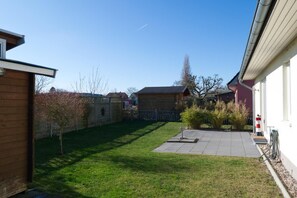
35,91 -> 85,155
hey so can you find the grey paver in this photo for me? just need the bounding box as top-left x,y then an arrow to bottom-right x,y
176,143 -> 195,153
154,130 -> 260,158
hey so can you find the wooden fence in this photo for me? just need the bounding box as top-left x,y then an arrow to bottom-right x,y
34,96 -> 123,139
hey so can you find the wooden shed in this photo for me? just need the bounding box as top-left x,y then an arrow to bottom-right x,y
0,29 -> 56,197
137,86 -> 190,121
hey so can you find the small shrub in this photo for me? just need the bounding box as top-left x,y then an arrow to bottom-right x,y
180,105 -> 209,129
210,101 -> 228,129
227,101 -> 249,130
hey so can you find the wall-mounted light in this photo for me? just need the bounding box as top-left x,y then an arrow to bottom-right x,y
0,68 -> 5,76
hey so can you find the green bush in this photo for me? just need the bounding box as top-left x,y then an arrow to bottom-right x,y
210,101 -> 228,129
227,101 -> 249,130
180,105 -> 209,129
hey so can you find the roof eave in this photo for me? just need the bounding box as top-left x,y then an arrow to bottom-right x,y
0,58 -> 57,77
239,0 -> 277,81
0,28 -> 25,50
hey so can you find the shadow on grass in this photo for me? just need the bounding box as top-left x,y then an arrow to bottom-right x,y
35,121 -> 166,175
34,121 -> 167,197
14,185 -> 89,198
105,154 -> 197,174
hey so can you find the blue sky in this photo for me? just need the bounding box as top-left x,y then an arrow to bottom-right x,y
0,0 -> 256,93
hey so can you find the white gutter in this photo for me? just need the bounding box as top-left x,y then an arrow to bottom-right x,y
238,0 -> 276,81
239,80 -> 253,91
0,59 -> 57,77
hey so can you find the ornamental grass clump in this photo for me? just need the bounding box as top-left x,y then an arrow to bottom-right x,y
210,100 -> 228,129
180,105 -> 209,129
227,101 -> 249,130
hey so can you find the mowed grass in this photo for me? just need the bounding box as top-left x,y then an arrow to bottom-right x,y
33,121 -> 281,197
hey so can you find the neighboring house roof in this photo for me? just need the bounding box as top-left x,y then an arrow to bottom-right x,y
215,89 -> 233,96
137,86 -> 190,95
0,28 -> 25,50
0,58 -> 56,77
239,0 -> 297,80
106,92 -> 129,99
227,72 -> 239,87
227,72 -> 239,92
80,93 -> 104,97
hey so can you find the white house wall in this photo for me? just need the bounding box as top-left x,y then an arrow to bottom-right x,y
254,37 -> 297,180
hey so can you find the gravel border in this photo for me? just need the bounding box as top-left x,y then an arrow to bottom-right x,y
259,145 -> 297,198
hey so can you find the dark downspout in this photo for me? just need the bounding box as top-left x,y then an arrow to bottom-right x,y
27,73 -> 35,182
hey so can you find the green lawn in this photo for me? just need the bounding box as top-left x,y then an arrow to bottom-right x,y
33,121 -> 281,197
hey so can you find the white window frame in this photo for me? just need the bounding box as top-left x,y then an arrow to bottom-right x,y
260,78 -> 267,132
0,38 -> 6,59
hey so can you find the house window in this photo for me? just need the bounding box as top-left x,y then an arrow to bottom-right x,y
0,38 -> 6,58
283,62 -> 291,121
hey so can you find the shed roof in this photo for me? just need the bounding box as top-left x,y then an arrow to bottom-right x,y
137,86 -> 190,95
106,92 -> 128,99
0,28 -> 25,50
0,58 -> 57,77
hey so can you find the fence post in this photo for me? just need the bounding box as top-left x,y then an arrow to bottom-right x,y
109,97 -> 112,122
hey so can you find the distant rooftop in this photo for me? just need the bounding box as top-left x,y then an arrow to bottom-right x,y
106,92 -> 128,99
137,86 -> 190,95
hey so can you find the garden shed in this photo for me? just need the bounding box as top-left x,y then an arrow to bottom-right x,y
137,86 -> 190,121
0,28 -> 56,197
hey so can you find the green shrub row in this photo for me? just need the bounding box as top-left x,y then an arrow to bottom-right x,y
180,101 -> 249,130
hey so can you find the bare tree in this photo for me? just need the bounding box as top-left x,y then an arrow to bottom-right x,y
73,67 -> 108,94
194,74 -> 223,99
126,87 -> 138,98
88,67 -> 108,94
35,75 -> 53,94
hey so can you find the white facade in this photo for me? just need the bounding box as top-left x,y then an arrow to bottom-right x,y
253,36 -> 297,180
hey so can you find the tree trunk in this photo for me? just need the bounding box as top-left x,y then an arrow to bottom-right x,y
59,128 -> 64,155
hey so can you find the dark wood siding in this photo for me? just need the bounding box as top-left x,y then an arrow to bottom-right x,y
0,70 -> 29,197
138,94 -> 178,111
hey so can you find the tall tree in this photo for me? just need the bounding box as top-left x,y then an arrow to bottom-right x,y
176,55 -> 196,94
174,55 -> 223,101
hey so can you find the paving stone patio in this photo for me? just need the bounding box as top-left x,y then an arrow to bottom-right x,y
154,130 -> 260,158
